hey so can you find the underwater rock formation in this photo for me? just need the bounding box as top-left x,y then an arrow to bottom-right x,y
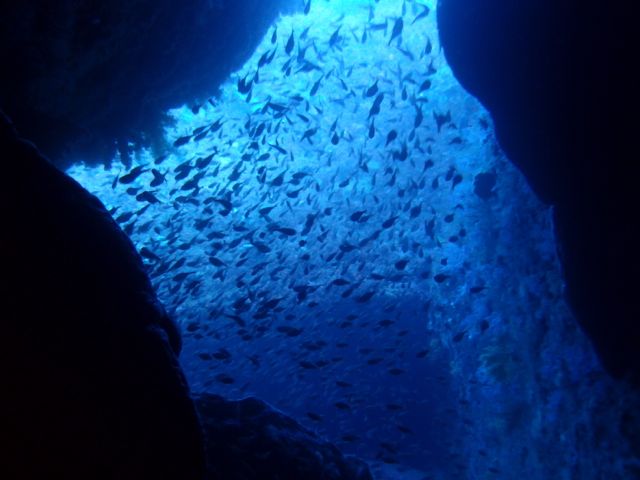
0,0 -> 294,169
438,0 -> 639,383
0,112 -> 205,479
196,393 -> 373,480
0,110 -> 373,478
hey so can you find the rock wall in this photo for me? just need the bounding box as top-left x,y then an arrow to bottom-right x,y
0,112 -> 205,479
437,0 -> 639,383
0,0 -> 294,168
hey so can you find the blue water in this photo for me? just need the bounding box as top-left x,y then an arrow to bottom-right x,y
67,1 -> 636,478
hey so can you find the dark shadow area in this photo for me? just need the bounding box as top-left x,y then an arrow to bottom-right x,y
197,394 -> 372,480
0,0 -> 295,169
0,112 -> 205,479
438,0 -> 639,384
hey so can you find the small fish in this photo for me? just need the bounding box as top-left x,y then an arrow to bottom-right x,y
433,110 -> 452,132
154,154 -> 168,165
268,141 -> 287,155
301,127 -> 318,143
451,174 -> 463,189
356,291 -> 375,303
136,191 -> 160,204
237,72 -> 253,94
285,30 -> 295,55
382,215 -> 398,229
119,165 -> 147,184
396,46 -> 414,61
276,325 -> 303,337
274,226 -> 296,236
252,241 -> 271,254
299,360 -> 317,370
258,48 -> 274,68
388,18 -> 403,46
304,0 -> 311,15
414,106 -> 424,128
412,5 -> 430,25
329,25 -> 342,48
271,26 -> 277,44
365,79 -> 378,97
307,412 -> 322,422
424,38 -> 433,56
452,331 -> 466,342
173,135 -> 192,147
310,75 -> 323,96
418,79 -> 432,93
385,130 -> 398,146
433,273 -> 448,283
270,172 -> 285,186
208,256 -> 226,267
300,25 -> 312,41
350,210 -> 368,222
211,348 -> 231,361
368,93 -> 385,118
394,259 -> 408,270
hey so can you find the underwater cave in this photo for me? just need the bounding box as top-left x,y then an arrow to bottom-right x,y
1,0 -> 638,479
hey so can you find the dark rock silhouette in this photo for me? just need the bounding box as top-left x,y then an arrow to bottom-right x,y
438,0 -> 639,383
0,0 -> 294,169
0,111 -> 206,479
196,394 -> 373,480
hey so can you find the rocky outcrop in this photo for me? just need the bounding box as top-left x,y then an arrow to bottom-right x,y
196,394 -> 373,480
438,0 -> 639,383
0,112 -> 205,479
0,0 -> 294,169
0,110 -> 373,478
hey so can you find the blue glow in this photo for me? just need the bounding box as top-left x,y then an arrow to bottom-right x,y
67,1 -> 627,478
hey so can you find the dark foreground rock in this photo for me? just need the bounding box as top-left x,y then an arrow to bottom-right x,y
438,0 -> 639,383
196,394 -> 373,480
0,111 -> 373,478
0,112 -> 205,479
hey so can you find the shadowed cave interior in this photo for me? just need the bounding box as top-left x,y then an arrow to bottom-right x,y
1,0 -> 638,479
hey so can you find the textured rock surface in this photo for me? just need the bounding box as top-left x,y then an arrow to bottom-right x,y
438,0 -> 639,383
0,0 -> 294,168
0,112 -> 205,479
196,393 -> 373,480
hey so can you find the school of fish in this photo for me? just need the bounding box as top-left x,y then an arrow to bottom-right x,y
68,0 -> 577,477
